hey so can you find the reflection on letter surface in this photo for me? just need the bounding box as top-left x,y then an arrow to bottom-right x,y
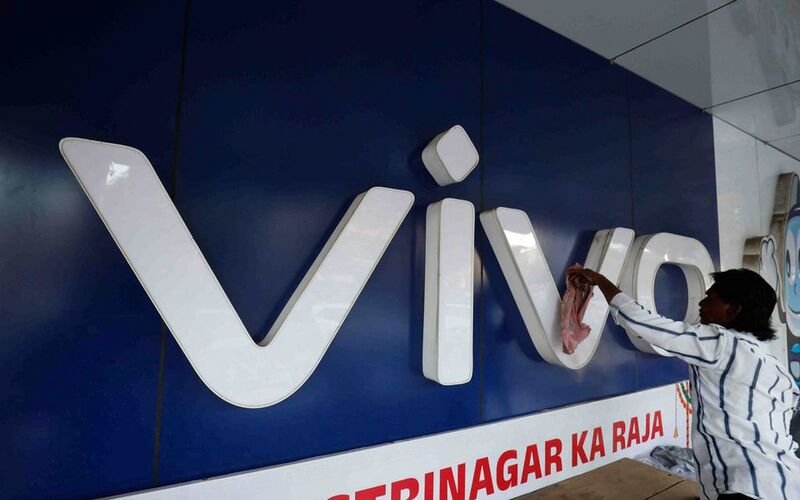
60,138 -> 414,408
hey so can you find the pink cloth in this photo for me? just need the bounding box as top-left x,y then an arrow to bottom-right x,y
561,263 -> 594,354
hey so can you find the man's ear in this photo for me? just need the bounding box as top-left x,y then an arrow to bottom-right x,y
727,304 -> 742,321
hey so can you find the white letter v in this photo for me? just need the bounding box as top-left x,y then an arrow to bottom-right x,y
60,138 -> 414,408
480,208 -> 633,369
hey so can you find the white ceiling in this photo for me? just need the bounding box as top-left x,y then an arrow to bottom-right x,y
496,0 -> 800,161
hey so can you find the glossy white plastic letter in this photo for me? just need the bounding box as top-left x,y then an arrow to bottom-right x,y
423,199 -> 475,385
620,233 -> 715,355
421,125 -> 479,186
480,208 -> 634,369
59,138 -> 414,408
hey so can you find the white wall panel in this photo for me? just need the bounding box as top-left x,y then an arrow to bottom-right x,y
712,82 -> 800,142
713,118 -> 760,271
616,0 -> 800,108
494,0 -> 729,59
770,135 -> 800,160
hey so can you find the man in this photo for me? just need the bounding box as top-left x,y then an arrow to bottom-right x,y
569,267 -> 799,500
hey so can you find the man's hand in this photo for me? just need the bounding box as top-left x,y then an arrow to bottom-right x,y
567,267 -> 622,302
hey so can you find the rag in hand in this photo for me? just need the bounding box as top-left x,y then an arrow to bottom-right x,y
561,263 -> 594,354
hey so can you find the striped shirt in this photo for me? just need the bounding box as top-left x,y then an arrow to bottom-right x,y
610,293 -> 800,500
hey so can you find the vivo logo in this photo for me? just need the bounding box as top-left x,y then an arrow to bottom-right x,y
59,136 -> 714,408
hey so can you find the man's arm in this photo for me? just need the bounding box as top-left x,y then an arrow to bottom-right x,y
568,268 -> 621,303
568,268 -> 729,368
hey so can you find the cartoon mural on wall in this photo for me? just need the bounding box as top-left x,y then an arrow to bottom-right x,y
743,172 -> 800,381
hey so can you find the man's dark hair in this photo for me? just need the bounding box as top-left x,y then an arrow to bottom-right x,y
710,268 -> 777,341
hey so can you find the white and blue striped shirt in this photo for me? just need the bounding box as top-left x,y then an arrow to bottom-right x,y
610,293 -> 800,500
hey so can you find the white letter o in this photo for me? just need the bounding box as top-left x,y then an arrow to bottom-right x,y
620,233 -> 715,355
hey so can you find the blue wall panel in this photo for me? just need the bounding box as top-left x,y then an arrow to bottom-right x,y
0,1 -> 718,497
0,2 -> 184,498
